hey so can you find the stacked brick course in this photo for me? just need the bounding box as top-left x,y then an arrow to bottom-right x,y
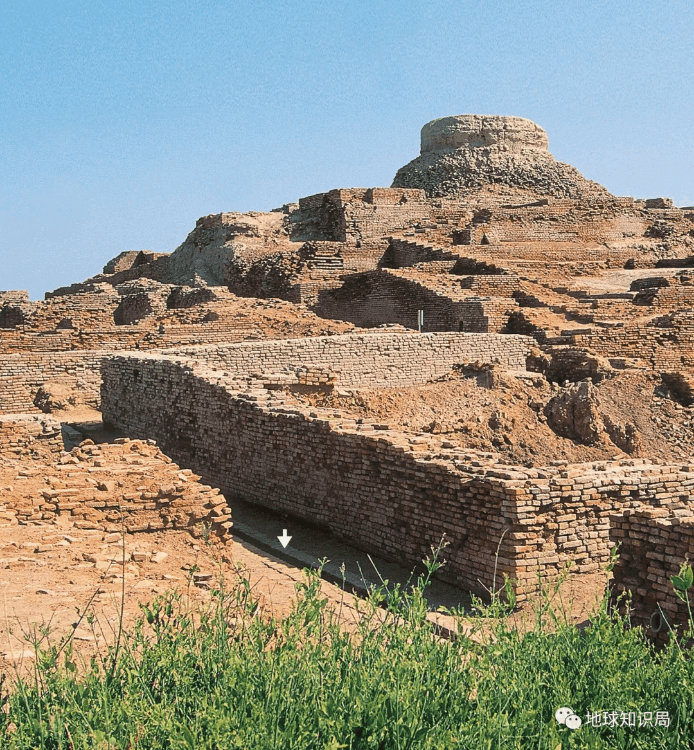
0,414 -> 63,456
159,331 -> 533,387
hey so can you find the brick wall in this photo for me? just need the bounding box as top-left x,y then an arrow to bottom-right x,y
564,313 -> 694,370
160,331 -> 533,385
0,291 -> 30,305
313,271 -> 518,333
0,351 -> 107,414
388,239 -> 463,267
100,355 -> 694,599
611,507 -> 694,643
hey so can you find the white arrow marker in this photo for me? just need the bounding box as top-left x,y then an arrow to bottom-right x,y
278,529 -> 292,548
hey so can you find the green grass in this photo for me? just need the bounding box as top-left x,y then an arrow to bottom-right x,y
2,550 -> 694,749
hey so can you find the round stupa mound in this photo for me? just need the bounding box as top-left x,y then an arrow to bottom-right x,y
393,114 -> 611,200
421,115 -> 549,154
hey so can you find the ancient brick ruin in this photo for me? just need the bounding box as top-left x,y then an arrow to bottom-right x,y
2,114 -> 694,636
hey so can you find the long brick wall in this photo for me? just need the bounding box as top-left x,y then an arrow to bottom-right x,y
160,331 -> 534,386
0,331 -> 532,415
100,352 -> 694,600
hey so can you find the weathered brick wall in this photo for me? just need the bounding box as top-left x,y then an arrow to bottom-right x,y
388,239 -> 463,267
101,354 -> 694,599
0,351 -> 107,414
100,356 -> 527,595
0,320 -> 260,413
0,291 -> 30,305
515,462 -> 694,580
322,189 -> 432,243
313,271 -> 463,330
313,271 -> 518,333
459,275 -> 522,295
161,331 -> 533,384
633,280 -> 694,309
564,313 -> 694,370
611,507 -> 694,643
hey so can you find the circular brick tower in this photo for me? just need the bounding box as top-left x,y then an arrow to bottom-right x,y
392,114 -> 611,200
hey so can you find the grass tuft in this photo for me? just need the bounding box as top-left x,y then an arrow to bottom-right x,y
1,545 -> 694,748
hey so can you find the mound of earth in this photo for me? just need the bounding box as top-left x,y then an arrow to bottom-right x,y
291,370 -> 694,467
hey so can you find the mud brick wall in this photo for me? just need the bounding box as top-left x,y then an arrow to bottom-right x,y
459,275 -> 522,295
0,414 -> 63,456
515,462 -> 694,581
314,271 -> 464,330
457,297 -> 517,333
0,351 -> 108,414
0,291 -> 30,305
475,206 -> 647,244
611,507 -> 694,643
287,277 -> 345,306
100,356 -> 532,596
468,241 -> 642,265
325,189 -> 432,243
101,356 -> 694,598
633,281 -> 694,309
295,190 -> 432,243
565,313 -> 694,370
161,331 -> 534,386
313,272 -> 517,333
298,192 -> 327,212
0,313 -> 263,412
388,239 -> 462,268
342,240 -> 389,272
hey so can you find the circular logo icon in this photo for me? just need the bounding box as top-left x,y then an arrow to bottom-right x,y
555,707 -> 582,730
566,714 -> 582,729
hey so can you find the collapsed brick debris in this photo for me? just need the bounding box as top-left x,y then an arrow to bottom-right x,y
0,426 -> 232,539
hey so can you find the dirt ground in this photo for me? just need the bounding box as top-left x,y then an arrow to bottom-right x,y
0,525 -> 363,674
292,369 -> 694,466
0,414 -> 610,679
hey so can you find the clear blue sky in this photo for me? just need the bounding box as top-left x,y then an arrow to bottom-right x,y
2,0 -> 693,299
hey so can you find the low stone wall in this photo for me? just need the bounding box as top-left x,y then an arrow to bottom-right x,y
611,507 -> 694,643
101,354 -> 694,599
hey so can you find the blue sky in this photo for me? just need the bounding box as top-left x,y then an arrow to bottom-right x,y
2,0 -> 693,299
